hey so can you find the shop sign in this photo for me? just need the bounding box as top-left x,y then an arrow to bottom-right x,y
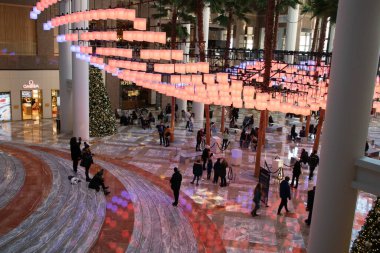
22,80 -> 40,89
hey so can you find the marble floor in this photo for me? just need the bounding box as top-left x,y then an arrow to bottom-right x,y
0,109 -> 377,252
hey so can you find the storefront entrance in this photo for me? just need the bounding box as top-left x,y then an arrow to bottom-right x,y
21,90 -> 43,120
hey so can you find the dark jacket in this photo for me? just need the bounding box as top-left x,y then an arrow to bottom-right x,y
193,162 -> 203,176
307,188 -> 316,210
292,161 -> 302,176
202,149 -> 210,161
88,173 -> 104,190
213,160 -> 221,175
170,171 -> 182,190
308,154 -> 319,168
279,180 -> 291,199
70,141 -> 81,160
81,150 -> 93,168
207,159 -> 213,172
220,161 -> 227,177
300,150 -> 309,164
196,131 -> 203,142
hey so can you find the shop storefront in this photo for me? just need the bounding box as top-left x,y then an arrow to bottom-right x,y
120,80 -> 150,109
0,70 -> 59,121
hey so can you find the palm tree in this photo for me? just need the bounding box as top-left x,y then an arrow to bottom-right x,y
152,0 -> 194,136
213,0 -> 249,133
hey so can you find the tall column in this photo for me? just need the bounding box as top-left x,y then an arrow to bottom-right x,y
181,23 -> 191,62
203,6 -> 210,53
259,28 -> 265,49
233,20 -> 245,49
192,102 -> 204,122
327,23 -> 336,52
285,5 -> 299,63
276,27 -> 285,50
72,0 -> 89,140
177,99 -> 187,113
308,1 -> 380,252
59,1 -> 73,133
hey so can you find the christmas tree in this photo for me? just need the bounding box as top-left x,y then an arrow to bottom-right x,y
89,66 -> 117,137
351,197 -> 380,253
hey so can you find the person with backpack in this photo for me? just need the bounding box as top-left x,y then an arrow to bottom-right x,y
308,150 -> 320,180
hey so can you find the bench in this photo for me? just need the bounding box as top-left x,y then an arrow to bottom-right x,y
179,152 -> 200,164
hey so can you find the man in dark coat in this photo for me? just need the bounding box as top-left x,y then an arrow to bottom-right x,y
308,150 -> 320,180
170,167 -> 182,206
277,176 -> 291,215
190,159 -> 203,186
156,122 -> 165,145
201,146 -> 210,170
70,137 -> 81,173
291,160 -> 302,188
305,186 -> 316,225
213,158 -> 221,184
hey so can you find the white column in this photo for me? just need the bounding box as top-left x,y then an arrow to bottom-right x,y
276,27 -> 285,50
308,1 -> 380,252
327,23 -> 336,52
181,23 -> 191,62
233,20 -> 245,49
72,0 -> 89,140
59,0 -> 73,133
150,90 -> 156,105
259,28 -> 265,49
285,5 -> 299,51
285,5 -> 299,63
177,99 -> 187,113
192,102 -> 204,122
203,6 -> 210,53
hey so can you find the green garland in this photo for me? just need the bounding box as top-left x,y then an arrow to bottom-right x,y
351,197 -> 380,253
89,66 -> 117,137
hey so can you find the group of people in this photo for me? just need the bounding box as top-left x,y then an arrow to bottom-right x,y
69,137 -> 110,196
240,127 -> 259,150
156,122 -> 172,147
290,124 -> 318,141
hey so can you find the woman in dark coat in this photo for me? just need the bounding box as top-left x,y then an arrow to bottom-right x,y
70,137 -> 81,173
291,160 -> 302,188
81,143 -> 94,182
220,159 -> 228,187
190,159 -> 203,186
89,169 -> 110,195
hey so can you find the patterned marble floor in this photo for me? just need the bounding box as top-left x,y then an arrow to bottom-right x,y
0,108 -> 378,252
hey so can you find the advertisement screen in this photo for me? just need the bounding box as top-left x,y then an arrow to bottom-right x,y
0,92 -> 11,121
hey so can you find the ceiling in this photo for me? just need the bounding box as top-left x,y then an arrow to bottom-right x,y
0,0 -> 36,6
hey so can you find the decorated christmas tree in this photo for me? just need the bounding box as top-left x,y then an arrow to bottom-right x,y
351,197 -> 380,253
89,66 -> 117,137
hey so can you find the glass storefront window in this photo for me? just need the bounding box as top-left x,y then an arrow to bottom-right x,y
51,90 -> 59,118
21,89 -> 42,120
0,92 -> 11,121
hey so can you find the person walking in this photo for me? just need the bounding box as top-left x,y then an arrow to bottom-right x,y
189,113 -> 194,132
201,146 -> 211,170
196,129 -> 203,151
290,125 -> 297,141
164,126 -> 171,147
290,159 -> 302,189
220,159 -> 228,187
156,122 -> 165,145
308,150 -> 320,180
190,159 -> 203,186
277,176 -> 291,215
88,169 -> 110,195
222,128 -> 229,150
81,143 -> 94,182
70,137 -> 82,173
207,154 -> 213,180
213,158 -> 221,184
251,183 -> 262,217
305,186 -> 316,225
170,167 -> 182,206
300,148 -> 309,166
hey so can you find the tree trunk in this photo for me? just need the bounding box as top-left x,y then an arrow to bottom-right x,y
255,0 -> 275,177
312,109 -> 325,152
316,16 -> 328,66
170,7 -> 178,50
254,110 -> 266,177
205,105 -> 211,145
311,18 -> 320,52
263,0 -> 276,88
220,106 -> 225,133
305,115 -> 311,137
196,0 -> 206,62
223,10 -> 233,68
272,7 -> 279,52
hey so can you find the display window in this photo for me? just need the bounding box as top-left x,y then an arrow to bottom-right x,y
120,81 -> 149,109
0,92 -> 11,121
51,90 -> 60,118
21,89 -> 43,120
